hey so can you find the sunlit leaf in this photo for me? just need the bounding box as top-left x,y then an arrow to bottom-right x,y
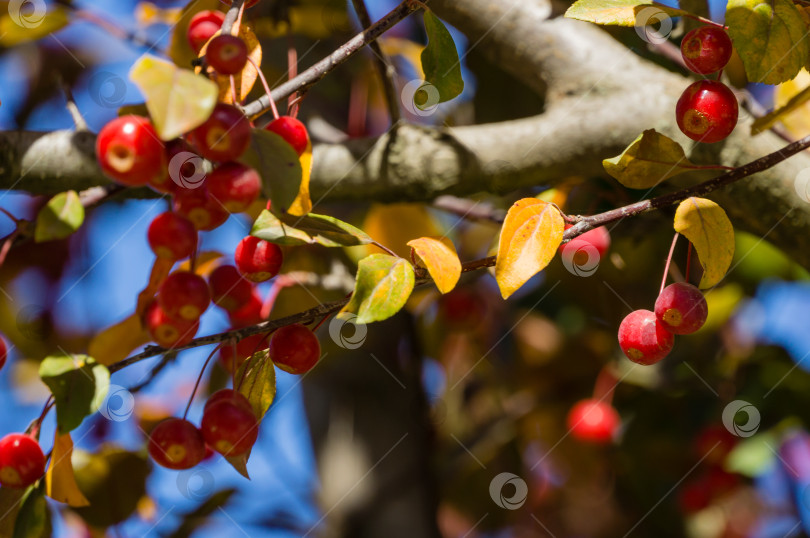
88,314 -> 151,367
0,6 -> 69,47
282,213 -> 373,246
136,257 -> 175,316
287,139 -> 313,216
129,54 -> 218,140
46,432 -> 90,507
759,70 -> 810,138
13,483 -> 50,538
380,37 -> 425,79
177,251 -> 224,277
236,350 -> 276,420
420,12 -> 464,105
239,130 -> 302,213
251,210 -> 314,245
339,254 -> 415,324
135,2 -> 182,27
673,197 -> 735,289
726,0 -> 810,84
565,0 -> 688,26
34,191 -> 84,242
495,198 -> 564,299
603,130 -> 699,189
407,237 -> 461,294
39,355 -> 110,432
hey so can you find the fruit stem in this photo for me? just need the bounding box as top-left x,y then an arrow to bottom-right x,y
312,312 -> 333,332
591,365 -> 618,406
0,228 -> 20,269
233,2 -> 245,37
372,240 -> 399,258
29,396 -> 55,440
677,11 -> 726,28
247,57 -> 279,121
685,241 -> 693,283
229,75 -> 240,106
287,35 -> 299,117
661,232 -> 679,295
0,207 -> 20,224
183,344 -> 223,420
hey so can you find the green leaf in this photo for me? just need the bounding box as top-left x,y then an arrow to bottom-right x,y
13,483 -> 51,538
34,191 -> 84,242
239,130 -> 302,213
0,487 -> 26,537
129,54 -> 218,140
39,355 -> 110,432
73,448 -> 149,527
420,12 -> 464,106
250,210 -> 315,246
565,0 -> 688,26
603,129 -> 699,189
339,254 -> 415,324
0,6 -> 69,47
726,0 -> 810,84
236,350 -> 277,421
724,432 -> 777,477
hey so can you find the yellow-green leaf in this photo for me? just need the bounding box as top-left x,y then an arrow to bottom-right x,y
726,0 -> 810,84
673,197 -> 735,289
754,71 -> 810,136
565,0 -> 688,26
287,139 -> 313,216
129,54 -> 218,140
406,237 -> 461,294
603,129 -> 698,189
495,198 -> 564,299
45,432 -> 90,507
0,6 -> 69,47
34,191 -> 84,242
236,350 -> 276,421
339,254 -> 415,324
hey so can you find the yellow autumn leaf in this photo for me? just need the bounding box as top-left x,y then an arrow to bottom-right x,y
379,37 -> 425,79
177,251 -> 224,277
46,432 -> 90,507
495,198 -> 564,299
760,69 -> 810,138
88,313 -> 151,366
136,257 -> 174,316
407,237 -> 461,294
673,197 -> 735,289
287,139 -> 313,216
361,204 -> 441,258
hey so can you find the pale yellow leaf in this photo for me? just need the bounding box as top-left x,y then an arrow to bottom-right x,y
46,432 -> 90,507
673,197 -> 735,289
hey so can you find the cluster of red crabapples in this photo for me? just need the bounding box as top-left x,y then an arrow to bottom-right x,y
675,26 -> 738,143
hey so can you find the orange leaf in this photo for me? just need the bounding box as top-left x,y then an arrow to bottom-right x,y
177,251 -> 224,277
88,313 -> 151,366
45,431 -> 90,507
495,199 -> 564,299
407,237 -> 461,294
136,257 -> 174,316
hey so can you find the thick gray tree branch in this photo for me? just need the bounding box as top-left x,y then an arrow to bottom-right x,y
2,0 -> 810,267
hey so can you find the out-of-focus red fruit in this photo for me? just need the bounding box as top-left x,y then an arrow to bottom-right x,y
566,399 -> 620,444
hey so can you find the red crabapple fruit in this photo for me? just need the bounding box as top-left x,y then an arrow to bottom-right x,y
158,271 -> 211,321
618,309 -> 674,365
676,80 -> 738,143
655,282 -> 708,335
268,323 -> 320,374
680,26 -> 733,75
96,115 -> 166,186
234,236 -> 283,282
148,418 -> 206,470
0,433 -> 45,488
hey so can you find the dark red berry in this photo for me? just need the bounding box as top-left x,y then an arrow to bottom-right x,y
654,282 -> 708,335
148,418 -> 206,470
0,336 -> 7,371
206,162 -> 261,213
618,309 -> 675,365
188,104 -> 251,162
158,271 -> 211,321
676,80 -> 738,143
268,323 -> 320,374
559,225 -> 611,261
680,26 -> 733,75
145,301 -> 200,348
201,400 -> 258,456
206,34 -> 248,75
227,290 -> 263,327
235,236 -> 283,282
173,186 -> 229,231
205,389 -> 252,413
209,265 -> 254,312
147,212 -> 197,261
265,116 -> 309,156
219,333 -> 268,373
0,434 -> 45,488
438,288 -> 485,330
187,10 -> 226,53
96,115 -> 166,186
567,399 -> 620,444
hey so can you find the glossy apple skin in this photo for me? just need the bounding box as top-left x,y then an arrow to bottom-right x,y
0,434 -> 46,488
207,35 -> 248,75
159,271 -> 211,321
219,333 -> 269,373
618,309 -> 674,365
235,236 -> 283,282
567,399 -> 620,444
145,301 -> 200,348
201,400 -> 258,456
188,104 -> 252,162
173,186 -> 230,231
265,116 -> 309,156
206,162 -> 261,213
680,26 -> 733,75
187,10 -> 226,53
676,80 -> 738,143
147,212 -> 198,261
209,265 -> 254,312
268,323 -> 320,374
96,115 -> 166,186
148,418 -> 206,470
655,282 -> 708,335
205,389 -> 252,413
